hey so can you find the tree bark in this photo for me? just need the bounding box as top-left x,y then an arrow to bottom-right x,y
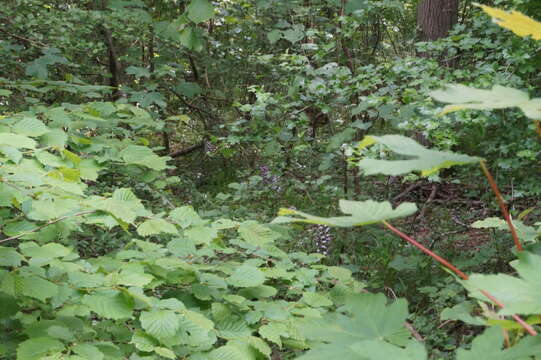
417,0 -> 458,41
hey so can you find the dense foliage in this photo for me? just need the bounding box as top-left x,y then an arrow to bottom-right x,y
1,0 -> 541,359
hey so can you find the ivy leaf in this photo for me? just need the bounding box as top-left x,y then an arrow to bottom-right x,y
357,135 -> 480,176
137,218 -> 179,236
17,337 -> 65,360
140,310 -> 180,340
228,265 -> 265,288
477,5 -> 541,40
187,0 -> 214,23
273,199 -> 417,227
82,290 -> 134,319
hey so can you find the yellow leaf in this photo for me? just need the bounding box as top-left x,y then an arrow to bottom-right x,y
476,4 -> 541,40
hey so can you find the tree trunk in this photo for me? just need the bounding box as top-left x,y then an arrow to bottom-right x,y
417,0 -> 458,41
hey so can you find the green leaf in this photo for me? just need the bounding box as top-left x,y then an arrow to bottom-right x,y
297,293 -> 411,359
0,145 -> 22,163
267,30 -> 282,44
140,310 -> 180,340
179,26 -> 204,51
88,188 -> 145,224
17,275 -> 59,301
228,265 -> 265,288
345,0 -> 368,14
174,81 -> 202,98
273,199 -> 417,227
350,340 -> 427,360
357,135 -> 480,176
120,145 -> 169,170
154,347 -> 177,359
301,292 -> 333,307
238,221 -> 279,246
71,344 -> 104,360
137,218 -> 179,236
259,322 -> 289,347
13,117 -> 49,137
0,133 -> 36,149
472,217 -> 539,243
82,290 -> 134,319
185,225 -> 218,244
169,206 -> 204,228
430,84 -> 541,121
17,337 -> 65,360
0,246 -> 24,267
187,0 -> 214,23
430,84 -> 529,114
462,251 -> 541,315
131,330 -> 159,351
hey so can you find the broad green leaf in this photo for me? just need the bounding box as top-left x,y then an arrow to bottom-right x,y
228,265 -> 265,288
477,5 -> 541,40
0,145 -> 22,163
82,290 -> 134,319
71,344 -> 104,360
259,322 -> 289,347
187,0 -> 214,23
301,292 -> 333,307
0,246 -> 24,266
17,337 -> 65,360
297,293 -> 411,360
88,188 -> 145,224
456,326 -> 541,360
350,340 -> 427,360
462,252 -> 541,315
131,330 -> 159,352
472,217 -> 539,243
0,293 -> 19,318
17,275 -> 59,301
137,218 -> 179,236
357,135 -> 480,176
140,310 -> 180,340
13,117 -> 49,137
179,26 -> 204,51
430,84 -> 531,115
169,206 -> 204,228
267,30 -> 282,44
238,221 -> 279,245
120,145 -> 169,171
0,133 -> 36,149
273,199 -> 417,227
174,81 -> 202,98
39,129 -> 68,147
154,347 -> 176,359
185,225 -> 217,244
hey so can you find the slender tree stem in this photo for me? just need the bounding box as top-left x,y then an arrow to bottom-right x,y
382,221 -> 537,336
0,210 -> 96,244
479,160 -> 522,252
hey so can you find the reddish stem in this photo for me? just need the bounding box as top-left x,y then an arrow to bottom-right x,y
535,120 -> 541,139
383,221 -> 537,336
480,161 -> 523,252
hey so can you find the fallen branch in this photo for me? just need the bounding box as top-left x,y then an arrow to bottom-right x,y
169,142 -> 204,158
